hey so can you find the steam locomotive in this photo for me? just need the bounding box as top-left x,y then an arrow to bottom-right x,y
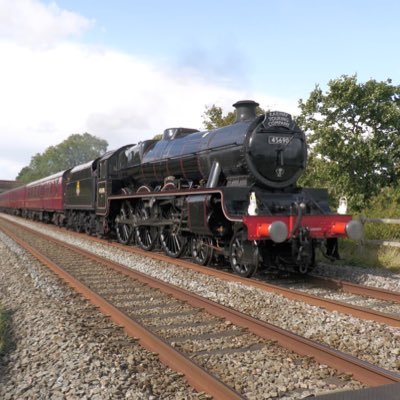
0,100 -> 363,277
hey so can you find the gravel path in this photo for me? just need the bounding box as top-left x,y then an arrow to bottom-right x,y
2,215 -> 399,377
0,232 -> 202,400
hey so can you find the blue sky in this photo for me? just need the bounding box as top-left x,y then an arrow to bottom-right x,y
56,0 -> 400,99
0,0 -> 399,179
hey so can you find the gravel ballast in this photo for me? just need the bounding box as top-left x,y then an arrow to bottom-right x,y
314,262 -> 400,291
0,232 -> 202,399
0,219 -> 366,399
0,215 -> 398,398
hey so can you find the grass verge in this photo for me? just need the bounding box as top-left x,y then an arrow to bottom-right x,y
333,238 -> 400,271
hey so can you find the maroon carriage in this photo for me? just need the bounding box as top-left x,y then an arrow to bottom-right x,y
0,185 -> 26,215
24,170 -> 70,222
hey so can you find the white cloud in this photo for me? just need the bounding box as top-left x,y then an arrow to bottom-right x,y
0,1 -> 298,180
0,0 -> 93,47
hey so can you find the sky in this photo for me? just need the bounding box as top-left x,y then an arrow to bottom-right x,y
0,0 -> 399,180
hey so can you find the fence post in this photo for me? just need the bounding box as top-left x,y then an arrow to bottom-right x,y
358,215 -> 366,250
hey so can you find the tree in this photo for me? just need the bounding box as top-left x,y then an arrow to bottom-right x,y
17,133 -> 108,183
202,105 -> 235,130
297,75 -> 400,210
15,166 -> 35,183
202,104 -> 266,130
152,133 -> 163,141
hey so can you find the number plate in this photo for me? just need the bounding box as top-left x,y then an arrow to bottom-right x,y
268,136 -> 292,145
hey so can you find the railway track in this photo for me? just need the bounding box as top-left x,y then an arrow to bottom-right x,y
1,214 -> 399,328
1,217 -> 399,399
308,274 -> 400,303
41,218 -> 400,327
265,273 -> 400,319
2,213 -> 400,330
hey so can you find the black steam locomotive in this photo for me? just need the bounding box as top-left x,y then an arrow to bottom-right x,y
0,100 -> 362,277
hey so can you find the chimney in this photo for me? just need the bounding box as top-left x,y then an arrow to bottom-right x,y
232,100 -> 259,123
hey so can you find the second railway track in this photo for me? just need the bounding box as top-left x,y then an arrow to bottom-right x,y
1,217 -> 400,399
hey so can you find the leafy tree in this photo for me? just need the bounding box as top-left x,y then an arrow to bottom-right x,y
202,104 -> 266,130
297,75 -> 400,210
17,133 -> 108,183
152,133 -> 163,141
202,105 -> 235,130
15,166 -> 35,183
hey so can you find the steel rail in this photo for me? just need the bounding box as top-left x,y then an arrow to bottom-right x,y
1,220 -> 399,387
0,223 -> 243,400
308,275 -> 400,304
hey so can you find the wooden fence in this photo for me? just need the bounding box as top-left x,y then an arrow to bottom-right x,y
359,217 -> 400,248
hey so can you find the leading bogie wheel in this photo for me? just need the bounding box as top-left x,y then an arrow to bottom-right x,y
229,230 -> 259,277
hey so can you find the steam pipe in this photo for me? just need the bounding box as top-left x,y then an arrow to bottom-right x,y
206,161 -> 221,188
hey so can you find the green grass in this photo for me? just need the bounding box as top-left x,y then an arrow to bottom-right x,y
363,220 -> 400,241
332,238 -> 400,271
332,185 -> 400,271
0,305 -> 12,359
